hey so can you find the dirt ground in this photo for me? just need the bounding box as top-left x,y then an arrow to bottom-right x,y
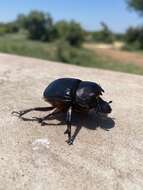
0,53 -> 143,190
84,43 -> 143,67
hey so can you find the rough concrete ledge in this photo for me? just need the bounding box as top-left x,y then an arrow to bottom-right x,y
0,53 -> 143,190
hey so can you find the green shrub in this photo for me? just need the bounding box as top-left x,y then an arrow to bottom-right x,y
0,22 -> 19,35
5,23 -> 19,33
0,26 -> 6,35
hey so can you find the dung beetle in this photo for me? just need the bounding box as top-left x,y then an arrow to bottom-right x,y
12,78 -> 112,145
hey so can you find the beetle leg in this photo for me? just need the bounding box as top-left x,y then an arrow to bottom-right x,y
12,106 -> 55,118
65,107 -> 73,145
32,108 -> 61,125
70,125 -> 82,144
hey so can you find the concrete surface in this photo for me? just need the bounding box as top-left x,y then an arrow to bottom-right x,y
0,53 -> 143,190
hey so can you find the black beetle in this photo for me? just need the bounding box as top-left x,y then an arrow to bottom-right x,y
12,78 -> 112,145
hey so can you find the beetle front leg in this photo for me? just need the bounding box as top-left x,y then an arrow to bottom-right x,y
70,125 -> 82,145
65,107 -> 73,145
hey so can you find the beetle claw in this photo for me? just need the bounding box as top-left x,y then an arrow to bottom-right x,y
66,138 -> 74,145
11,111 -> 25,117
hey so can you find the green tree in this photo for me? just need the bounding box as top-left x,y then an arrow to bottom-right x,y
125,26 -> 143,49
54,21 -> 70,38
16,14 -> 27,28
125,27 -> 139,43
66,21 -> 84,47
125,1 -> 143,49
19,10 -> 56,41
127,0 -> 143,14
55,20 -> 84,47
92,22 -> 114,43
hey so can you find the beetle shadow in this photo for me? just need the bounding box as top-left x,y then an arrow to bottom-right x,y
42,110 -> 115,143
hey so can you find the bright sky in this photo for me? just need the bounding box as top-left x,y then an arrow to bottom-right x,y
0,0 -> 142,32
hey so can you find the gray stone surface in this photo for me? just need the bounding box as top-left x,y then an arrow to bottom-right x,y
0,53 -> 143,190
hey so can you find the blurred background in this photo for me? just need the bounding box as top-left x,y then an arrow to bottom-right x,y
0,0 -> 143,75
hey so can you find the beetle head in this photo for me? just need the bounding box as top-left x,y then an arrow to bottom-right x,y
96,98 -> 112,114
76,82 -> 104,109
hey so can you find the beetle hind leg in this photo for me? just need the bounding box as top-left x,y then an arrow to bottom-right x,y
12,106 -> 55,118
32,108 -> 59,125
